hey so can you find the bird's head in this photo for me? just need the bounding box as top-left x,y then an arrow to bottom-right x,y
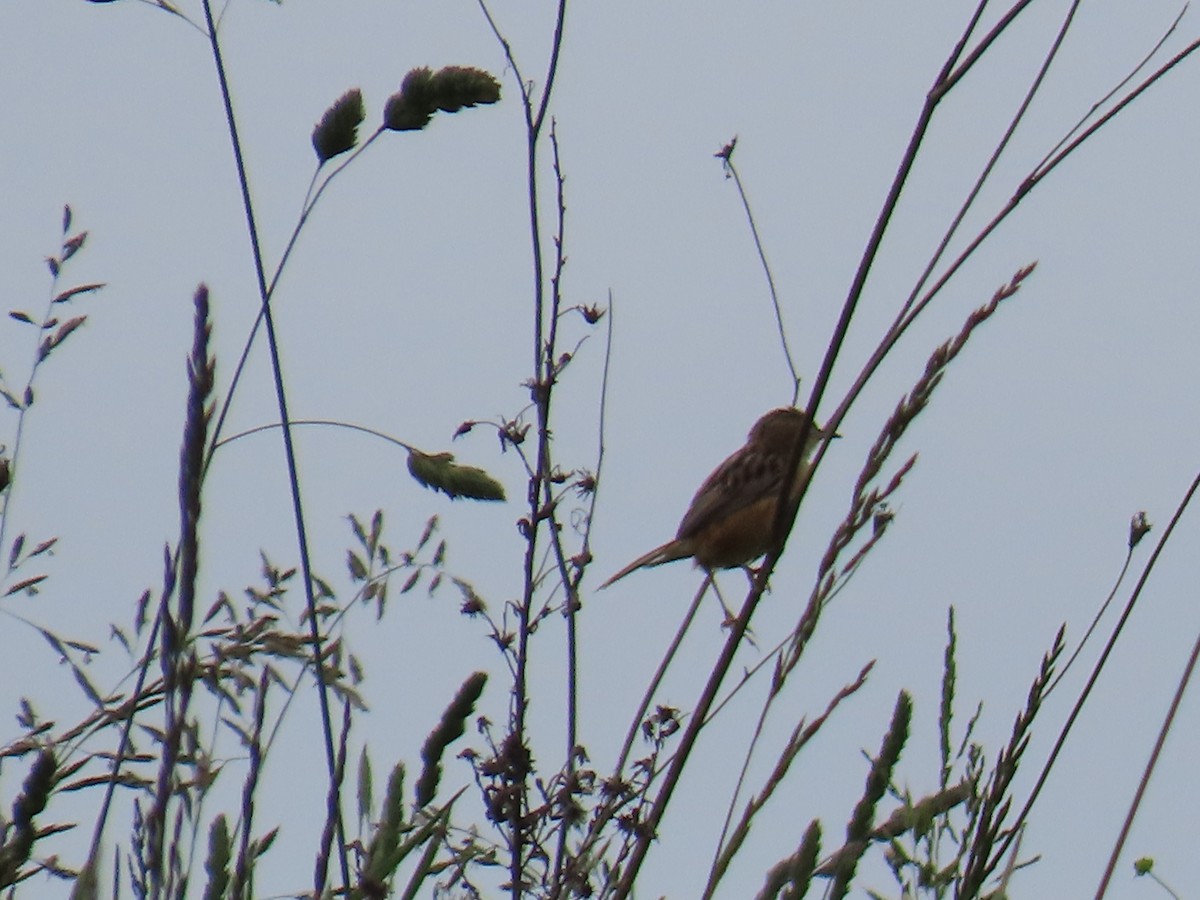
750,406 -> 838,453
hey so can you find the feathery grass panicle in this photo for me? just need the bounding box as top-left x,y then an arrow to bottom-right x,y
407,449 -> 506,502
363,763 -> 407,886
959,628 -> 1064,898
232,667 -> 272,900
940,608 -> 958,789
852,261 -> 1036,509
0,206 -> 103,599
827,691 -> 912,899
778,263 -> 1037,688
384,65 -> 501,132
312,88 -> 365,164
417,671 -> 488,809
756,819 -> 821,900
360,785 -> 459,898
178,283 -> 214,636
202,814 -> 232,900
357,746 -> 375,832
0,749 -> 56,888
144,284 -> 216,894
826,779 -> 973,892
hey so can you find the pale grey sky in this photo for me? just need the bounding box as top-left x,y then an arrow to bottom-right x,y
4,1 -> 1200,897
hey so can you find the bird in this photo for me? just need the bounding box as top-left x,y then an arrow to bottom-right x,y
600,406 -> 834,588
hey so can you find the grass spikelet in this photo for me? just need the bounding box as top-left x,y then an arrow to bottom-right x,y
312,88 -> 365,163
407,450 -> 505,502
828,691 -> 912,899
416,671 -> 487,808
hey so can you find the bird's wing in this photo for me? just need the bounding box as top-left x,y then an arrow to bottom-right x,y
675,444 -> 787,542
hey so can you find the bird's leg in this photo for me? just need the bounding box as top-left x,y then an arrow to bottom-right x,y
711,575 -> 758,647
709,572 -> 737,623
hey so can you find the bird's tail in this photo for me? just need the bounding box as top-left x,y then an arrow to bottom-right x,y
598,540 -> 691,589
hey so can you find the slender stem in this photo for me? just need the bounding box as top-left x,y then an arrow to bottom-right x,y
212,418 -> 416,454
475,1 -> 573,893
721,154 -> 799,394
822,32 -> 1200,458
1044,550 -> 1132,700
936,0 -> 1036,98
532,0 -> 569,137
1095,627 -> 1200,898
619,578 -> 708,778
203,130 -> 384,477
993,469 -> 1200,877
547,120 -> 578,890
199,3 -> 350,893
896,0 -> 1083,325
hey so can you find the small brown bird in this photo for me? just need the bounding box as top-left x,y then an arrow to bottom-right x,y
600,407 -> 833,588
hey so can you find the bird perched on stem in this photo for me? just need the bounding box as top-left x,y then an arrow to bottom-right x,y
600,407 -> 834,588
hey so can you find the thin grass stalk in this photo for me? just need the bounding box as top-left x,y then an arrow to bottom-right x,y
230,668 -> 269,900
616,576 -> 708,780
168,801 -> 188,896
896,0 -> 1082,326
782,0 -> 1014,470
230,668 -> 270,900
607,567 -> 766,898
198,2 -> 350,893
530,0 -> 568,137
937,0 -> 1035,97
456,55 -> 544,900
719,151 -> 799,394
0,211 -> 105,578
502,17 -> 547,893
560,575 -> 710,891
832,33 -> 1200,450
1044,546 -> 1135,700
315,699 -> 353,897
548,119 -> 581,892
992,469 -> 1200,882
942,28 -> 1200,302
1030,5 -> 1188,176
546,296 -> 617,896
474,2 -> 570,892
922,2 -> 1190,340
1094,616 -> 1200,898
203,128 -> 385,477
215,419 -> 428,455
82,619 -> 167,872
0,243 -> 62,571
